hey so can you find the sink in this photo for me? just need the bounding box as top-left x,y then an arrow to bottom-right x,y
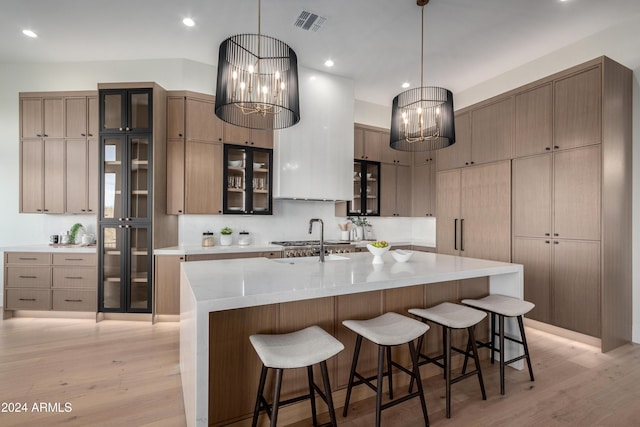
272,255 -> 349,264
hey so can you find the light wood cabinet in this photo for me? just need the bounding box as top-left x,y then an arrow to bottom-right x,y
514,83 -> 553,157
186,141 -> 223,214
20,92 -> 98,214
554,66 -> 602,150
20,138 -> 65,213
20,97 -> 64,139
4,251 -> 97,312
437,98 -> 513,170
436,161 -> 511,262
470,97 -> 514,165
380,163 -> 411,217
166,92 -> 225,214
223,122 -> 273,148
154,255 -> 184,315
411,162 -> 436,217
509,57 -> 631,351
354,125 -> 383,162
552,240 -> 601,337
380,134 -> 411,165
66,138 -> 98,213
437,112 -> 471,171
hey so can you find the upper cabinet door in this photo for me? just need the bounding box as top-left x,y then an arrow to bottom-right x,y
512,154 -> 552,238
65,97 -> 88,138
471,97 -> 514,165
100,89 -> 152,134
554,66 -> 602,150
437,112 -> 471,171
186,98 -> 223,143
514,84 -> 553,157
167,97 -> 185,139
21,98 -> 43,138
88,96 -> 99,138
553,145 -> 601,241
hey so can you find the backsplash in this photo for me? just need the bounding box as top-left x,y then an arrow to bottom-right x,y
178,199 -> 436,246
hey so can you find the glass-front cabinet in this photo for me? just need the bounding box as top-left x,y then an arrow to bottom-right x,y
100,89 -> 152,134
348,160 -> 380,216
101,135 -> 152,222
99,224 -> 151,312
223,144 -> 272,215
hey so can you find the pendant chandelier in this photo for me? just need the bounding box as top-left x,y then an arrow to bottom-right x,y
215,0 -> 300,130
390,0 -> 455,151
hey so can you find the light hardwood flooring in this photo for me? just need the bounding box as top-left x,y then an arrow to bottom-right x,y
1,316 -> 639,427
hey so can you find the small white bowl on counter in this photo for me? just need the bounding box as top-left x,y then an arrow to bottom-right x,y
391,249 -> 413,263
366,243 -> 390,264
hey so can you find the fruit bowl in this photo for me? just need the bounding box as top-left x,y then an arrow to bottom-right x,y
391,249 -> 413,263
367,241 -> 390,264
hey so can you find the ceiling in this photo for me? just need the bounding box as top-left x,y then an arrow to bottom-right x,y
3,0 -> 640,105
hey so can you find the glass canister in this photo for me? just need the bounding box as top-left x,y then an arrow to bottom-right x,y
238,231 -> 251,246
202,231 -> 214,247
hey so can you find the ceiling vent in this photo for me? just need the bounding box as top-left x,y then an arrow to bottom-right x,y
294,11 -> 326,32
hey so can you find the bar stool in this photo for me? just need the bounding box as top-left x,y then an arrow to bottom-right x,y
461,294 -> 535,395
408,302 -> 487,418
342,312 -> 430,427
249,325 -> 344,427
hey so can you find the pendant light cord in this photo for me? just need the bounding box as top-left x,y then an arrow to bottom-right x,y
420,5 -> 424,90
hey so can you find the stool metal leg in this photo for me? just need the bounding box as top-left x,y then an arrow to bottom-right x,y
468,325 -> 486,400
343,334 -> 363,417
319,360 -> 338,427
490,312 -> 496,364
307,366 -> 318,427
271,368 -> 284,427
408,339 -> 430,426
252,365 -> 269,427
386,345 -> 394,399
517,315 -> 535,382
444,326 -> 452,418
441,326 -> 447,379
375,345 -> 385,427
499,314 -> 505,395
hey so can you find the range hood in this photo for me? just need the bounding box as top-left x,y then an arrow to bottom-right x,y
273,67 -> 354,201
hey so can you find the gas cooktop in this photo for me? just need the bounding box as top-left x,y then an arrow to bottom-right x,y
271,240 -> 352,247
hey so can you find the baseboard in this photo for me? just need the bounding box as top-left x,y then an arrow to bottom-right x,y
7,310 -> 95,320
525,318 -> 601,348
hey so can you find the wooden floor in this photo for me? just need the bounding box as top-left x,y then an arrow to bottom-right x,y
1,316 -> 639,427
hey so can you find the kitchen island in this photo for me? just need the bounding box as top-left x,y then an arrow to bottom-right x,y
180,250 -> 523,427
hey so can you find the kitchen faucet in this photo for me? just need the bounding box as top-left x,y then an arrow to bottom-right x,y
308,218 -> 325,262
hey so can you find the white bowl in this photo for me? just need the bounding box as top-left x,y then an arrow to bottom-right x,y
253,162 -> 264,169
366,173 -> 372,179
391,249 -> 413,263
366,243 -> 390,264
228,160 -> 242,167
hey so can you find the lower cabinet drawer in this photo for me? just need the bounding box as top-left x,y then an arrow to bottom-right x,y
6,289 -> 51,310
52,290 -> 97,312
52,267 -> 97,289
6,267 -> 51,288
6,252 -> 50,265
52,253 -> 97,267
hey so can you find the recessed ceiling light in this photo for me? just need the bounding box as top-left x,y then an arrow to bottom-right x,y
324,59 -> 334,67
22,29 -> 38,38
183,17 -> 195,27
402,82 -> 410,88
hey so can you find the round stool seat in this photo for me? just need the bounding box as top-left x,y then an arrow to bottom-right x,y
342,312 -> 429,346
250,325 -> 344,369
462,294 -> 534,317
409,302 -> 486,328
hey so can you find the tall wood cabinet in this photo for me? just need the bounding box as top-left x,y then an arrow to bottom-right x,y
380,163 -> 411,217
412,156 -> 436,217
436,161 -> 511,262
510,57 -> 631,351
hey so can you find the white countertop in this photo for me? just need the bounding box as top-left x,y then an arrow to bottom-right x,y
183,251 -> 521,312
0,244 -> 97,253
154,240 -> 435,256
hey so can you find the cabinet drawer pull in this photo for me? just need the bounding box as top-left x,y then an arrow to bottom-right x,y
19,257 -> 38,261
19,275 -> 37,279
19,298 -> 36,301
64,276 -> 84,280
64,299 -> 83,303
65,258 -> 84,261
